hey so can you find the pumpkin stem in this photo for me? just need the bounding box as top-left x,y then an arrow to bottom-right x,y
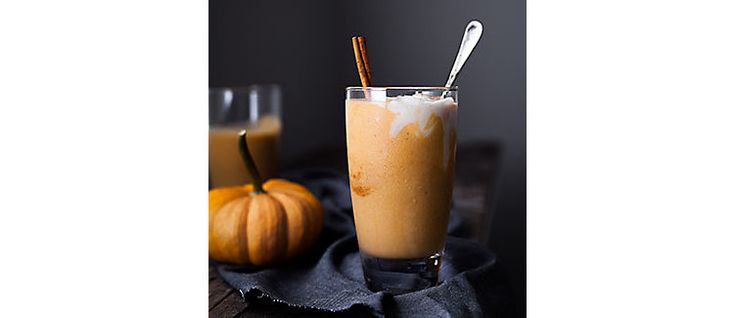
238,130 -> 265,194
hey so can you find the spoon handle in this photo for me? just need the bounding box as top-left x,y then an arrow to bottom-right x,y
445,20 -> 484,88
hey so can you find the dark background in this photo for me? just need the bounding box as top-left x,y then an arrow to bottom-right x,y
210,0 -> 525,314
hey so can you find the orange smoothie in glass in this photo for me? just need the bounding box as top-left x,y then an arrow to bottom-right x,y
346,88 -> 457,263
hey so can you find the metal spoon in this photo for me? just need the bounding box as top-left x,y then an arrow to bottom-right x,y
444,20 -> 484,89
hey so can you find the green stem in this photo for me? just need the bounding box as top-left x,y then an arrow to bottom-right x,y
238,130 -> 264,194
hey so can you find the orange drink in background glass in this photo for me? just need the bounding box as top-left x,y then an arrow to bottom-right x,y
209,85 -> 281,188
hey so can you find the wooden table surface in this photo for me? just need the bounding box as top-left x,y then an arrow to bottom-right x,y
209,143 -> 500,317
210,265 -> 248,317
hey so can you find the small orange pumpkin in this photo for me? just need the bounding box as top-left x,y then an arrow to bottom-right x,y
209,130 -> 323,266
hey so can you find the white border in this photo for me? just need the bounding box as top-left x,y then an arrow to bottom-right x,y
529,0 -> 735,316
0,0 -> 207,316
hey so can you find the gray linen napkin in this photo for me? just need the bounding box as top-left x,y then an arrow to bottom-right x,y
214,170 -> 515,317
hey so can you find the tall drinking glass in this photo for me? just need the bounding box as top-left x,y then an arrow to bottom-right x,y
345,87 -> 458,293
209,85 -> 282,188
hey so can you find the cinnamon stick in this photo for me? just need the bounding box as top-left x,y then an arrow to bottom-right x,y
352,36 -> 372,87
357,37 -> 372,84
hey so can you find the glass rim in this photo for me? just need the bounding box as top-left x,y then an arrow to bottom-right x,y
210,84 -> 281,92
345,86 -> 457,91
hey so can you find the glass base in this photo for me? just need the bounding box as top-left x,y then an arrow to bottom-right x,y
360,253 -> 442,294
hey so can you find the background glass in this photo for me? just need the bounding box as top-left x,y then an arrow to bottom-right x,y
209,85 -> 282,188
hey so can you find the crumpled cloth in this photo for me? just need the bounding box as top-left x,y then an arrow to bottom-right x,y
214,169 -> 515,317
